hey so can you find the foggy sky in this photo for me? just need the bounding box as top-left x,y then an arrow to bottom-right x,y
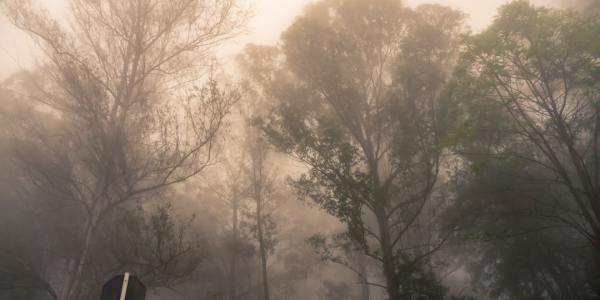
0,0 -> 561,80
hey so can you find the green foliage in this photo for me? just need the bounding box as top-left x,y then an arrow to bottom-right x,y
446,1 -> 600,298
245,1 -> 465,298
395,258 -> 447,300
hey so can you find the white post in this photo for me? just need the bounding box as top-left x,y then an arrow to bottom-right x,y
119,272 -> 130,300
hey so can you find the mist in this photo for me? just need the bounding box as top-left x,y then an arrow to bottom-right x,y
0,0 -> 599,300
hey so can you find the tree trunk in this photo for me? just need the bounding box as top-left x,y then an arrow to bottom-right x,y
358,253 -> 370,300
60,219 -> 94,300
375,203 -> 400,300
256,198 -> 270,300
229,201 -> 239,300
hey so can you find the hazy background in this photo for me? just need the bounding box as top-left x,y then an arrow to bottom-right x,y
0,0 -> 563,80
0,0 -> 594,299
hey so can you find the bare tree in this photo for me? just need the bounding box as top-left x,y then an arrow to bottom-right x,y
1,0 -> 245,299
244,123 -> 277,300
236,45 -> 285,300
202,157 -> 248,300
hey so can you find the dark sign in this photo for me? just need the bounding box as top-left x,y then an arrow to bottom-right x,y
100,273 -> 146,300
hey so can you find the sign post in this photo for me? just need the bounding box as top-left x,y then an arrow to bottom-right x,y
101,272 -> 146,300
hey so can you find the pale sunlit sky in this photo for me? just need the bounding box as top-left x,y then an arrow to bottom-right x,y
0,0 -> 559,80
